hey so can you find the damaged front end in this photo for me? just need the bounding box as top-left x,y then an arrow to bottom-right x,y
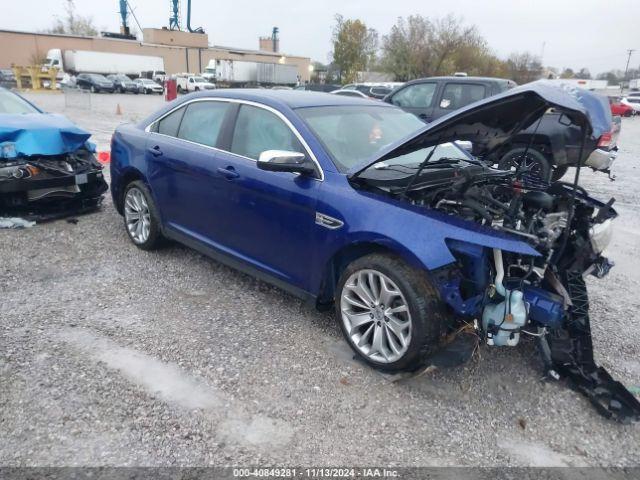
0,109 -> 108,221
428,177 -> 639,422
350,81 -> 640,422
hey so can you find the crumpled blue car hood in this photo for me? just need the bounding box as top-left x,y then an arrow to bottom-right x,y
0,113 -> 92,159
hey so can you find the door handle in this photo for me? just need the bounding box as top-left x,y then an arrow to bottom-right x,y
217,166 -> 239,180
148,145 -> 163,157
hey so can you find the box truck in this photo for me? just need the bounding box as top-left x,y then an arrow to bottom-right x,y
44,49 -> 165,77
257,63 -> 299,85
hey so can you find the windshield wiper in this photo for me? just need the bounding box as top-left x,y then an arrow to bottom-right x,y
401,145 -> 440,198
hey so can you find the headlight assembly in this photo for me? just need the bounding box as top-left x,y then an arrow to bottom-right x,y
590,218 -> 613,254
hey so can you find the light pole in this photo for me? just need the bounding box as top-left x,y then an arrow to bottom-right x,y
622,49 -> 635,94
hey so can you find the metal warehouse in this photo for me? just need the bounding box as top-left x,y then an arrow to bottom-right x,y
0,28 -> 312,83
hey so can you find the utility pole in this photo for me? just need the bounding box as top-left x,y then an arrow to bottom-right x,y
622,49 -> 635,94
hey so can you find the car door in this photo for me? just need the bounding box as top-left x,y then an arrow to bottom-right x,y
146,100 -> 233,240
387,81 -> 438,122
432,82 -> 488,119
211,103 -> 321,289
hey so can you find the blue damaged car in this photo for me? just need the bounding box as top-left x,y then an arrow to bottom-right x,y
110,81 -> 639,421
0,88 -> 108,220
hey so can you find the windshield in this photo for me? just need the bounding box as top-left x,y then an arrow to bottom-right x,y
90,74 -> 109,82
0,89 -> 39,114
370,143 -> 471,172
193,77 -> 206,82
297,105 -> 425,171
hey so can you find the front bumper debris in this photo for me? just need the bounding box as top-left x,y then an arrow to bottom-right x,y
540,272 -> 640,423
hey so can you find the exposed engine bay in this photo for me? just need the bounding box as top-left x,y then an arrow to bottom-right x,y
355,156 -> 640,422
0,148 -> 108,221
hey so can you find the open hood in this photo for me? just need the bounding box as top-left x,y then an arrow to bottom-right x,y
348,80 -> 611,178
0,113 -> 92,159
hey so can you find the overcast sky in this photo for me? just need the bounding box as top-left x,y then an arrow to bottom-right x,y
3,0 -> 638,75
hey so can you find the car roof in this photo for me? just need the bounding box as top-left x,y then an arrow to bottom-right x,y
183,89 -> 388,109
403,76 -> 515,85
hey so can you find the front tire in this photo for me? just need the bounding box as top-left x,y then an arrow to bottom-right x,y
122,181 -> 164,250
335,254 -> 445,372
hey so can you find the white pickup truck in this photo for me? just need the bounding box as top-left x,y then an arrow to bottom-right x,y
176,75 -> 215,93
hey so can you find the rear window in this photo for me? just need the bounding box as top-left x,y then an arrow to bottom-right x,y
390,83 -> 437,109
156,106 -> 185,137
177,101 -> 229,148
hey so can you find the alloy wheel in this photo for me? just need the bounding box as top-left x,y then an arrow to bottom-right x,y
340,269 -> 412,363
124,187 -> 151,244
505,154 -> 544,177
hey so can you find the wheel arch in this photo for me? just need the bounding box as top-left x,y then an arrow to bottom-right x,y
497,135 -> 553,159
113,167 -> 147,214
314,240 -> 427,310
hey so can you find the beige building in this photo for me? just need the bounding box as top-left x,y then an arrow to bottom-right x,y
0,28 -> 311,82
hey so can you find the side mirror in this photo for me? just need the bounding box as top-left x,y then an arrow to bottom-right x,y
257,150 -> 316,176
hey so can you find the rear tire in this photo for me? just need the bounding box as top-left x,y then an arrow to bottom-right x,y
335,253 -> 446,372
122,181 -> 164,251
498,147 -> 552,181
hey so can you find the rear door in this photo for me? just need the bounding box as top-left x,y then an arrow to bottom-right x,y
432,82 -> 489,119
387,81 -> 439,122
146,100 -> 233,239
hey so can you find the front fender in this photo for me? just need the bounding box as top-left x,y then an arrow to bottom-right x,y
316,176 -> 539,289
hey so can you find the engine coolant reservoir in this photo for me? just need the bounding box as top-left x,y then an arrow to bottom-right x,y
482,290 -> 527,347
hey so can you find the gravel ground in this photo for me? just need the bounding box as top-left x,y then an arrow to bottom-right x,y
1,91 -> 639,467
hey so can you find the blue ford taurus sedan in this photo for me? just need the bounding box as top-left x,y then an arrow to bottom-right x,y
110,84 -> 625,407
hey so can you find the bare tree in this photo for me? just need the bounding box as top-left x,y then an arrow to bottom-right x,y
575,68 -> 592,80
48,0 -> 98,36
380,14 -> 506,81
505,52 -> 543,84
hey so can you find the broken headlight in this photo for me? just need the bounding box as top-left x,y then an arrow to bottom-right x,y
0,163 -> 38,180
589,218 -> 613,254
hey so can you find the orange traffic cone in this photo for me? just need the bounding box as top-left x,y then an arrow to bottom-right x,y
116,103 -> 122,115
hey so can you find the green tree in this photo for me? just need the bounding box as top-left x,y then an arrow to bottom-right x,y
48,0 -> 98,36
560,67 -> 575,79
331,15 -> 378,84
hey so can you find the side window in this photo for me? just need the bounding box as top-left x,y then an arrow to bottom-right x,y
230,105 -> 304,160
177,101 -> 229,147
156,106 -> 186,137
439,83 -> 487,110
391,83 -> 437,108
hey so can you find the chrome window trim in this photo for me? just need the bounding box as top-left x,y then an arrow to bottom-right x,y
144,97 -> 325,181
